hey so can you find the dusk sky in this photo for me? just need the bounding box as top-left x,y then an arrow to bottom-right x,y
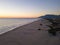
0,0 -> 60,18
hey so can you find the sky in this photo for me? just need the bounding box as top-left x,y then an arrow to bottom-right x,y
0,0 -> 60,18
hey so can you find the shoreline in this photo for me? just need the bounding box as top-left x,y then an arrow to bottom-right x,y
0,19 -> 38,35
0,19 -> 60,45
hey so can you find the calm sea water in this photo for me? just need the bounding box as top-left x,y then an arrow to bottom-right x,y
0,18 -> 38,34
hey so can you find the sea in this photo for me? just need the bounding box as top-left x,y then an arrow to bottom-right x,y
0,18 -> 38,35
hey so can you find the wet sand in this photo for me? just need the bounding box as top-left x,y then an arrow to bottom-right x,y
0,20 -> 60,45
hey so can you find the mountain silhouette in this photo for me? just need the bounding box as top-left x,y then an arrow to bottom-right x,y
39,14 -> 60,19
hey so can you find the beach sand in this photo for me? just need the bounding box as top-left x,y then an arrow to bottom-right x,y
0,20 -> 60,45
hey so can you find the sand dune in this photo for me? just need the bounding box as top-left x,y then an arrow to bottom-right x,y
0,18 -> 60,45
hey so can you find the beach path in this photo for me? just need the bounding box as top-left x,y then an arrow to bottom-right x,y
0,20 -> 60,45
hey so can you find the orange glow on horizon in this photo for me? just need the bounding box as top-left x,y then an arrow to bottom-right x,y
0,14 -> 40,18
0,10 -> 60,18
0,12 -> 43,18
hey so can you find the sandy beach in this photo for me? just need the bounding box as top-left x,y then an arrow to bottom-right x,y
0,20 -> 60,45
